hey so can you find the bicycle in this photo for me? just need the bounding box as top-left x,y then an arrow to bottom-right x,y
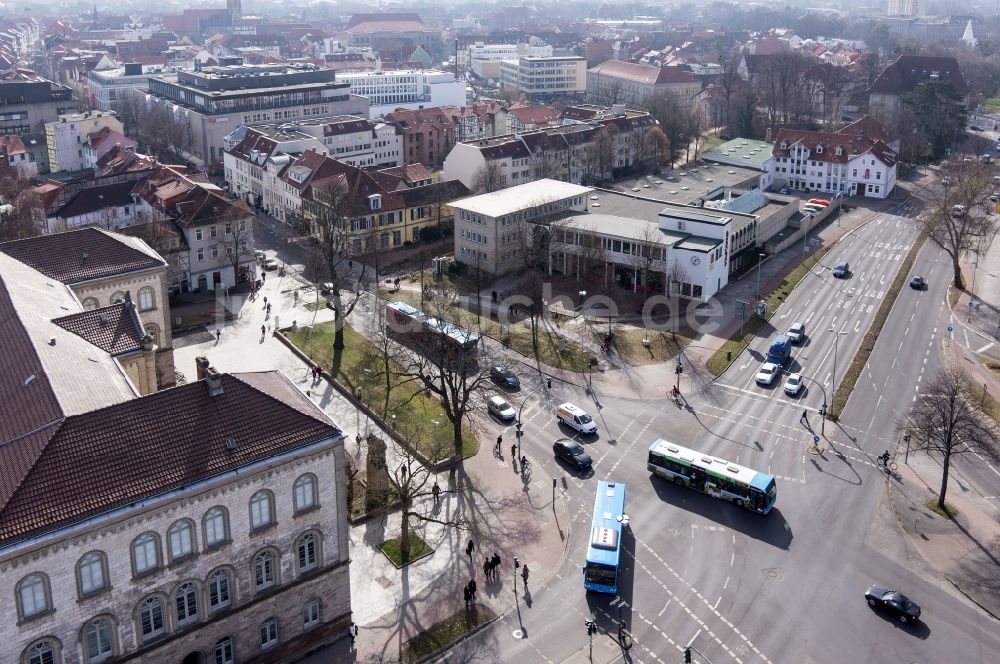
520,457 -> 532,475
876,453 -> 898,471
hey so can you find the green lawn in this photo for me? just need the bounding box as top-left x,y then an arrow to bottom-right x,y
287,322 -> 476,461
982,97 -> 1000,114
601,326 -> 691,366
380,533 -> 433,568
401,604 -> 498,663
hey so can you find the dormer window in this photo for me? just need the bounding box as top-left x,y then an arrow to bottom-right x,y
835,146 -> 843,156
369,193 -> 382,210
815,145 -> 823,154
780,141 -> 787,150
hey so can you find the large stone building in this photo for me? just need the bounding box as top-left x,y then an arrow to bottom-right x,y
587,60 -> 701,108
0,227 -> 176,390
141,64 -> 369,167
342,12 -> 441,55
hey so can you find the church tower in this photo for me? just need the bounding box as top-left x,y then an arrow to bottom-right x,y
227,0 -> 242,23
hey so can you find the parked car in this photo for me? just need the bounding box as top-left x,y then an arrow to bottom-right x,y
552,438 -> 593,470
970,125 -> 984,131
490,365 -> 520,389
487,395 -> 516,421
832,261 -> 849,278
319,282 -> 335,295
777,187 -> 790,195
787,322 -> 805,344
808,198 -> 832,207
952,204 -> 967,217
755,362 -> 780,386
263,258 -> 279,271
864,585 -> 921,623
991,193 -> 999,203
910,275 -> 925,290
803,205 -> 825,214
784,373 -> 804,396
254,249 -> 266,261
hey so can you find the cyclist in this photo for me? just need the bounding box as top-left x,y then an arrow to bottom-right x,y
879,450 -> 891,467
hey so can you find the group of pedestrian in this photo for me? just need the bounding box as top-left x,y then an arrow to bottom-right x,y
463,578 -> 478,608
310,364 -> 323,383
482,552 -> 502,580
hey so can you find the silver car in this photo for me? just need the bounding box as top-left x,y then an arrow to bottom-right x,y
487,395 -> 515,421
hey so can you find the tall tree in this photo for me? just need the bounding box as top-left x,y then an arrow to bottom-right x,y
212,204 -> 256,285
472,160 -> 506,193
904,80 -> 969,160
896,367 -> 1000,510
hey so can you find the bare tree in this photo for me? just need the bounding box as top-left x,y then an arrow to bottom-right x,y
642,126 -> 670,174
919,160 -> 998,289
212,204 -> 256,284
896,366 -> 1000,510
472,160 -> 506,194
628,223 -> 666,298
0,186 -> 43,241
665,257 -> 691,297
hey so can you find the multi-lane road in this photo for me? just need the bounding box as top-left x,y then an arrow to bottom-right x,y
433,203 -> 1000,663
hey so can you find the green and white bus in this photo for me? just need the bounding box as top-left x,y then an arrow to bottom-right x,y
647,439 -> 777,514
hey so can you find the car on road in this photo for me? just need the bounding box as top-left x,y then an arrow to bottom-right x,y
755,362 -> 780,386
552,437 -> 593,470
787,322 -> 805,344
490,365 -> 520,389
263,258 -> 279,271
910,275 -> 925,290
832,261 -> 849,278
970,125 -> 984,131
784,373 -> 804,396
556,402 -> 598,434
991,193 -> 1000,203
487,395 -> 516,421
864,585 -> 921,623
254,249 -> 266,261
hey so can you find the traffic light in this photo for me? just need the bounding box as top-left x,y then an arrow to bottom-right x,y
515,422 -> 523,438
585,620 -> 596,635
675,361 -> 683,374
684,646 -> 692,663
514,556 -> 520,569
819,403 -> 827,417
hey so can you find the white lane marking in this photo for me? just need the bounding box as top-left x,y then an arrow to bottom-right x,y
976,342 -> 995,353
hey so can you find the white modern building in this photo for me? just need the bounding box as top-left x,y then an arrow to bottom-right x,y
499,56 -> 587,98
336,69 -> 466,118
462,42 -> 553,79
87,63 -> 178,114
44,110 -> 124,172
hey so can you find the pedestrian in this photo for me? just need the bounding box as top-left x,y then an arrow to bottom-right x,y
466,539 -> 475,561
469,578 -> 477,600
261,271 -> 266,283
495,435 -> 503,456
266,302 -> 272,315
263,296 -> 268,307
293,290 -> 299,304
801,409 -> 808,422
463,584 -> 472,608
511,443 -> 517,464
521,564 -> 529,586
261,324 -> 266,338
348,622 -> 358,648
483,559 -> 491,578
432,481 -> 440,504
215,329 -> 221,342
491,553 -> 500,578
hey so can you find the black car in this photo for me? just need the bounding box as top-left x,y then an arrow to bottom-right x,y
909,275 -> 925,290
864,585 -> 921,623
490,365 -> 520,389
552,438 -> 592,470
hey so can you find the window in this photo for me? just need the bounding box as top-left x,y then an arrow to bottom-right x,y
297,533 -> 319,572
225,223 -> 232,235
84,617 -> 114,662
168,520 -> 195,562
208,569 -> 231,611
214,638 -> 234,664
110,291 -> 126,305
18,574 -> 49,619
210,226 -> 217,239
82,297 -> 99,311
259,617 -> 279,649
197,248 -> 205,262
196,229 -> 203,241
250,490 -> 274,530
211,247 -> 219,259
25,640 -> 58,664
132,533 -> 160,575
203,507 -> 228,548
253,550 -> 276,591
293,474 -> 317,513
137,287 -> 155,311
139,596 -> 165,641
174,582 -> 199,626
78,552 -> 107,597
303,600 -> 321,628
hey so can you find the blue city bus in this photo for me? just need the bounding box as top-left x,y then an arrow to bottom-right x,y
647,439 -> 777,514
583,480 -> 626,594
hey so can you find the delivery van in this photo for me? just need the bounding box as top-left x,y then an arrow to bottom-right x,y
557,402 -> 598,435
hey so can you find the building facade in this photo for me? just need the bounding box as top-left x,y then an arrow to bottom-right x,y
45,110 -> 125,173
336,69 -> 466,119
587,60 -> 701,108
142,64 -> 369,167
499,56 -> 587,98
87,63 -> 178,114
0,77 -> 81,136
382,106 -> 456,169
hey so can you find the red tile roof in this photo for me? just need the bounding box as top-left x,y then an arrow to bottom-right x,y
507,104 -> 559,126
773,127 -> 898,167
0,227 -> 165,284
588,59 -> 698,85
52,301 -> 146,356
0,372 -> 341,546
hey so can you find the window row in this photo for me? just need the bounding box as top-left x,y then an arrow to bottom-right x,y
17,535 -> 324,629
80,286 -> 157,313
22,599 -> 322,664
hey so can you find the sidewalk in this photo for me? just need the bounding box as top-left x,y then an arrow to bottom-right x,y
171,269 -> 571,664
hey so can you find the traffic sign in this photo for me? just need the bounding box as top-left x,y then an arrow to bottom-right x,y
969,301 -> 975,310
948,325 -> 954,333
813,435 -> 820,445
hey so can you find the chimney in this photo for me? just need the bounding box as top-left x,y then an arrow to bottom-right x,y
195,355 -> 210,380
205,367 -> 224,397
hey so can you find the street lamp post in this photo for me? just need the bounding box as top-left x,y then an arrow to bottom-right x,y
829,329 -> 849,396
755,252 -> 766,301
515,380 -> 548,460
798,374 -> 828,437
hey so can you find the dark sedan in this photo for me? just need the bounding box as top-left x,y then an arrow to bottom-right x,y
909,275 -> 925,290
864,585 -> 921,623
553,438 -> 593,470
490,365 -> 520,389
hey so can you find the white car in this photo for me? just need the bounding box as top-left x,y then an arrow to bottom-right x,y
784,373 -> 804,396
487,395 -> 516,421
755,362 -> 780,386
263,258 -> 279,271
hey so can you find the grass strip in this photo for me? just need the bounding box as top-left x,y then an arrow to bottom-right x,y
924,498 -> 959,519
400,604 -> 498,663
287,321 -> 476,460
707,245 -> 833,376
380,533 -> 433,568
829,234 -> 927,419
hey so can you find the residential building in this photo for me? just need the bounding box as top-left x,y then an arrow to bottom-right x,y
500,55 -> 587,98
587,60 -> 701,108
87,62 -> 178,114
0,226 -> 175,389
450,178 -> 735,302
505,104 -> 559,134
868,54 -> 967,115
82,126 -> 137,169
446,102 -> 507,143
443,107 -> 657,190
142,63 -> 369,167
132,166 -> 257,291
0,134 -> 38,180
47,179 -> 142,233
45,110 -> 124,173
769,116 -> 899,198
0,75 -> 81,137
383,106 -> 456,169
0,314 -> 351,664
337,69 -> 466,118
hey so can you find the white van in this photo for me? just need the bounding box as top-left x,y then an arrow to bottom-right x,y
557,402 -> 597,434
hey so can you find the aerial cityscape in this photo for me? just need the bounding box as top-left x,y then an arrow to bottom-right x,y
2,1 -> 1000,663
